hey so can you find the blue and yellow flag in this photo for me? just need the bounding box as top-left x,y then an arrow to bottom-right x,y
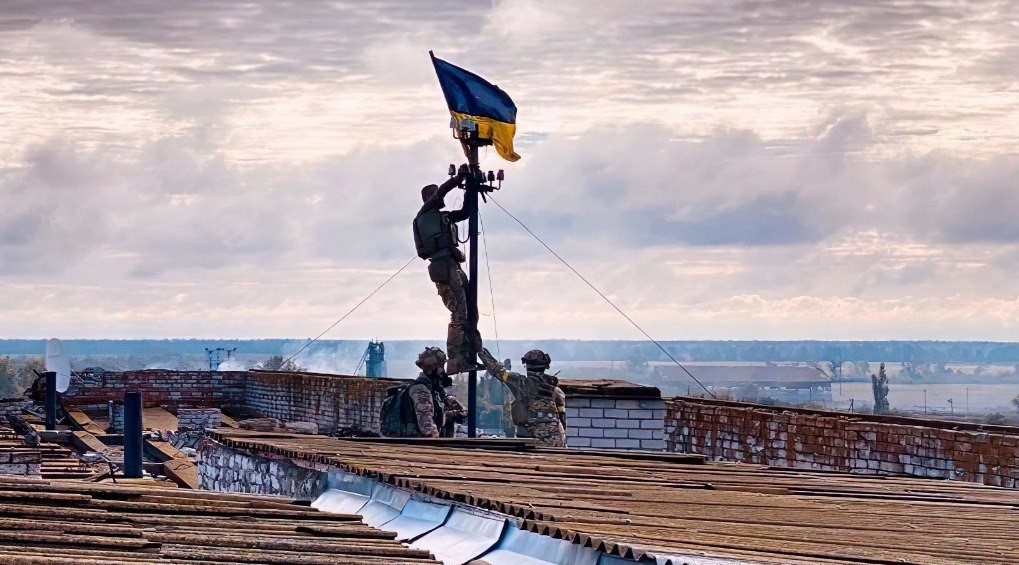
431,53 -> 520,162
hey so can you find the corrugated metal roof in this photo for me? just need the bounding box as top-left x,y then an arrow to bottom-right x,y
207,429 -> 1019,565
0,476 -> 440,564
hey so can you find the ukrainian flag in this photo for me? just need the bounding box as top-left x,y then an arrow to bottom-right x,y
431,52 -> 520,162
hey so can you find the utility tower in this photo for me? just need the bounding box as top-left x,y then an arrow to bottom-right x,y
205,347 -> 237,370
365,340 -> 386,377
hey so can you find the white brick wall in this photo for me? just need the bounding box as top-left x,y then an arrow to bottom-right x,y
178,408 -> 222,431
565,397 -> 667,451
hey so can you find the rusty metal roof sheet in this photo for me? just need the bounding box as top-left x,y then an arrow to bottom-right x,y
207,429 -> 1019,565
0,428 -> 96,480
0,476 -> 440,564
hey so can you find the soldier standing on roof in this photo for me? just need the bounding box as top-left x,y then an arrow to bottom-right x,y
405,347 -> 447,437
413,166 -> 483,374
478,348 -> 567,447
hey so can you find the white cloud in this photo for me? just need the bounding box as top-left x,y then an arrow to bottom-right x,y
1,1 -> 1018,341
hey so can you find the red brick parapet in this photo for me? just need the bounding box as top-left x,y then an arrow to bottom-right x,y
665,396 -> 1019,487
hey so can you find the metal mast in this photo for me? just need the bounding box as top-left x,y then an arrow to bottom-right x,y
464,140 -> 481,438
452,122 -> 503,437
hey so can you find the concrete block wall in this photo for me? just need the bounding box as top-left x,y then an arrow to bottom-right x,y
244,372 -> 392,435
177,408 -> 222,431
666,397 -> 1019,487
0,450 -> 41,476
196,437 -> 327,500
566,397 -> 667,450
107,401 -> 124,433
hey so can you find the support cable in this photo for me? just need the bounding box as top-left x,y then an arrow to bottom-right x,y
352,346 -> 370,376
488,196 -> 716,398
480,213 -> 501,359
283,256 -> 416,366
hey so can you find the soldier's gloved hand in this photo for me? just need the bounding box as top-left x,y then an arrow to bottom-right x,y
478,348 -> 498,369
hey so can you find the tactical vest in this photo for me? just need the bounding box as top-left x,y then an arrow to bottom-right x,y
510,372 -> 559,429
413,208 -> 456,260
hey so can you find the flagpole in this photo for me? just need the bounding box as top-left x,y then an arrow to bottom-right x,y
465,139 -> 480,438
432,50 -> 508,438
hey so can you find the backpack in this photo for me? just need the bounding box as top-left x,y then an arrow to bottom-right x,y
380,384 -> 413,437
380,377 -> 436,437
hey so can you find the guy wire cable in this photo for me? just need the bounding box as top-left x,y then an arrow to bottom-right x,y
488,195 -> 716,398
352,346 -> 370,376
283,256 -> 417,366
480,212 -> 501,359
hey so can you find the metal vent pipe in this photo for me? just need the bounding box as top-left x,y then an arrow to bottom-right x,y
123,391 -> 144,478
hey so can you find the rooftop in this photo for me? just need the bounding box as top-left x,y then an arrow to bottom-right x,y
208,428 -> 1019,565
0,475 -> 439,565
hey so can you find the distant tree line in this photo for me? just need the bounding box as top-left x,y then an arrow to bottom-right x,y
5,339 -> 1019,364
0,356 -> 43,399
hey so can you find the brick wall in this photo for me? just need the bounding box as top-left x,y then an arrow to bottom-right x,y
57,369 -> 247,411
0,450 -> 41,476
54,368 -> 677,449
666,397 -> 1019,487
177,408 -> 222,431
559,380 -> 667,451
566,397 -> 667,450
51,368 -> 396,436
0,400 -> 31,417
107,401 -> 124,433
244,371 -> 393,435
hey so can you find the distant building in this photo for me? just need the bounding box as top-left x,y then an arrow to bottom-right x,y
652,364 -> 832,404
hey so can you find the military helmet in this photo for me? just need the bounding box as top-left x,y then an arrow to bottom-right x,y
416,347 -> 447,371
521,349 -> 551,369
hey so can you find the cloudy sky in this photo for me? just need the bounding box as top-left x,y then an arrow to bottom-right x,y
1,0 -> 1018,341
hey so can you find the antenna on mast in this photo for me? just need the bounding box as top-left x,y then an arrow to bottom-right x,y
45,338 -> 71,393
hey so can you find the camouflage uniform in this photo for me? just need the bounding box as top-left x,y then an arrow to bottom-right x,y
406,374 -> 443,438
478,348 -> 566,447
416,179 -> 479,374
440,392 -> 466,438
435,259 -> 471,371
554,386 -> 567,429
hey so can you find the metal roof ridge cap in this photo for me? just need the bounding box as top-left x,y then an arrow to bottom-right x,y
410,507 -> 508,565
480,523 -> 601,565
